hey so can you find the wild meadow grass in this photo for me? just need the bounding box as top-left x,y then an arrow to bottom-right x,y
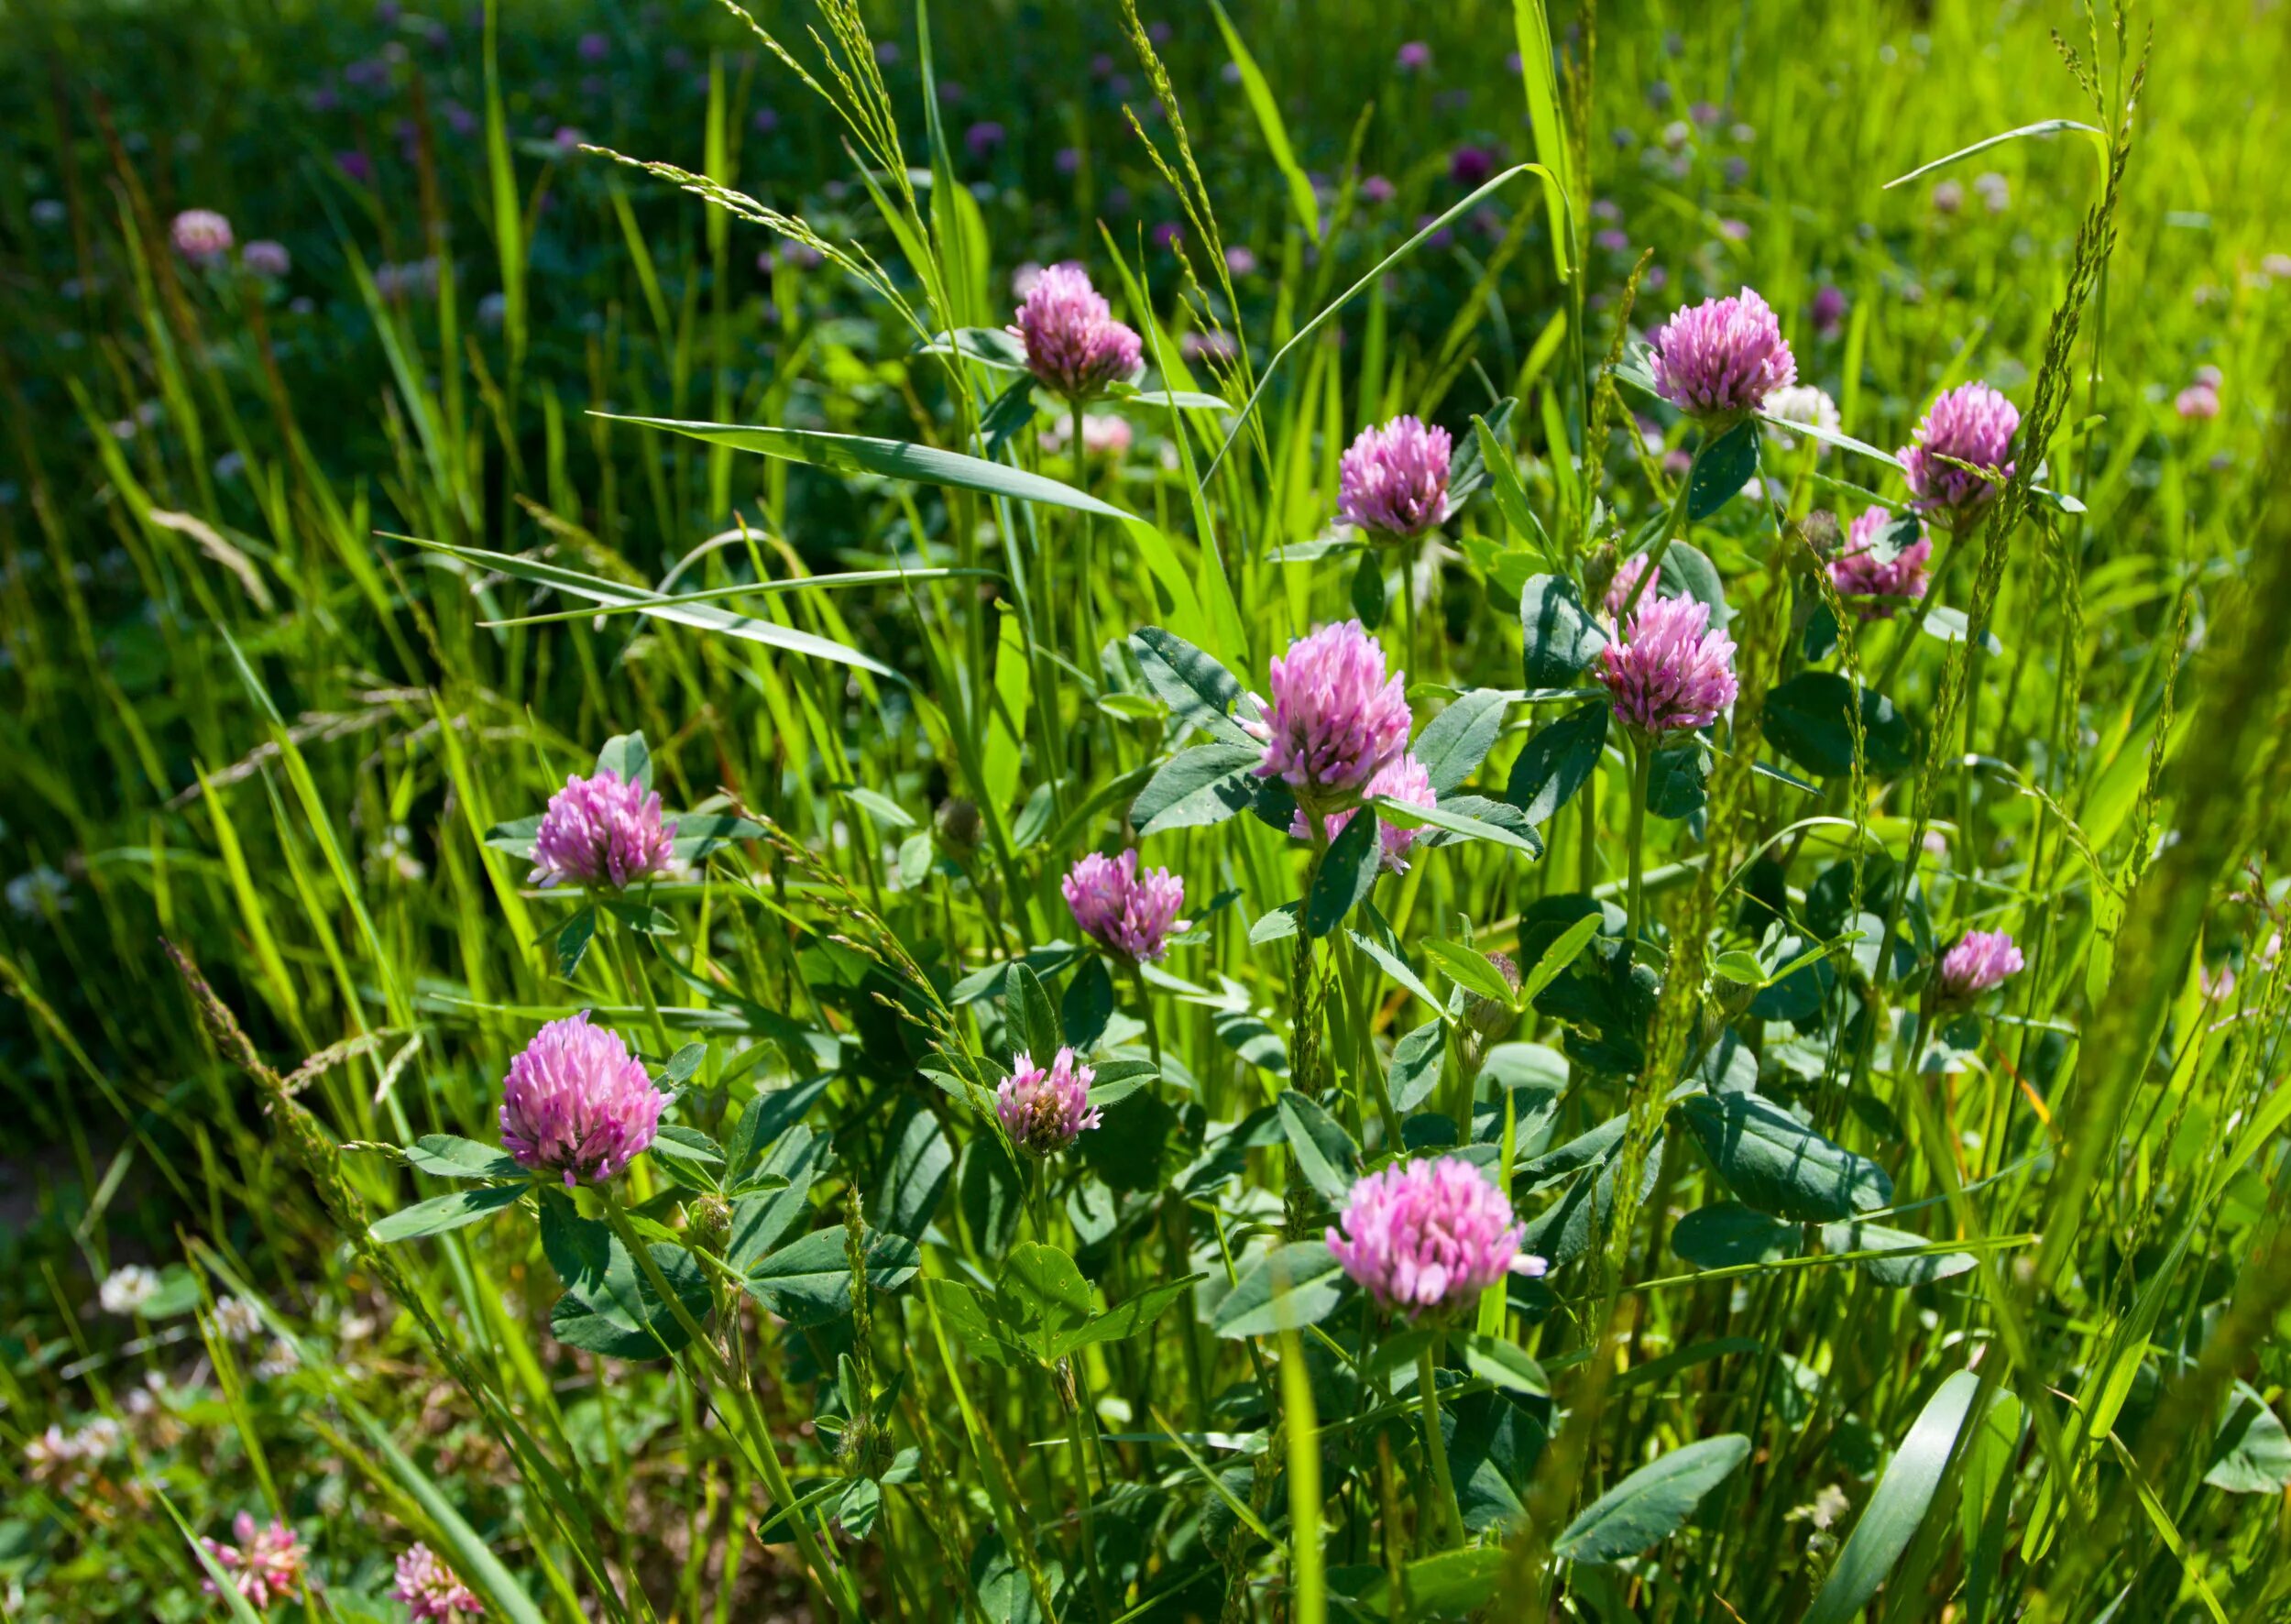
2,0 -> 2289,1618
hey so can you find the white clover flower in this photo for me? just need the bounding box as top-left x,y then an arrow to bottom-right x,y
213,1295 -> 264,1343
1761,384 -> 1842,458
99,1265 -> 162,1317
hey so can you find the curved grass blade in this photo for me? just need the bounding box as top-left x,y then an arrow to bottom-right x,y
598,414 -> 1133,522
1884,119 -> 2107,190
476,567 -> 997,630
391,533 -> 900,678
1200,163 -> 1558,485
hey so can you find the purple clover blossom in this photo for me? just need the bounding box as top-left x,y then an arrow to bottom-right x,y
577,30 -> 609,62
200,1515 -> 308,1610
1062,850 -> 1185,963
170,209 -> 234,263
1811,283 -> 1847,338
1326,1157 -> 1546,1318
1900,383 -> 2018,518
530,767 -> 677,890
1007,262 -> 1143,401
1605,553 -> 1661,620
1396,40 -> 1431,71
1598,595 -> 1738,735
1938,928 -> 2023,999
499,1012 -> 667,1187
395,1543 -> 484,1619
1361,174 -> 1396,204
1290,752 -> 1436,872
2176,383 -> 2220,421
241,240 -> 291,279
997,1048 -> 1101,1157
1249,620 -> 1413,812
1830,508 -> 1932,618
1449,146 -> 1496,187
1649,287 -> 1796,422
964,120 -> 1004,159
1338,416 -> 1452,542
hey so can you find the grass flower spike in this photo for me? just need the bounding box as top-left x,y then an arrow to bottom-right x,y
530,768 -> 677,890
1008,262 -> 1142,401
1598,595 -> 1738,734
1901,382 -> 2018,515
1338,416 -> 1453,542
1251,620 -> 1413,812
1327,1157 -> 1545,1318
499,1012 -> 666,1188
996,1048 -> 1100,1157
1062,850 -> 1185,962
1649,287 -> 1795,422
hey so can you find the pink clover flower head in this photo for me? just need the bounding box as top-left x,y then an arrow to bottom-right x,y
997,1048 -> 1101,1157
1007,262 -> 1143,401
171,209 -> 235,263
1396,40 -> 1431,71
1450,145 -> 1496,187
499,1012 -> 667,1188
201,1513 -> 308,1608
1829,508 -> 1933,618
1250,620 -> 1413,810
1810,283 -> 1847,338
1062,850 -> 1185,962
1326,1157 -> 1544,1318
396,1542 -> 485,1619
2175,383 -> 2220,421
1598,595 -> 1737,735
1649,287 -> 1795,422
1604,552 -> 1661,620
530,767 -> 677,890
1338,416 -> 1453,541
241,239 -> 291,279
1938,928 -> 2022,1000
1901,383 -> 2018,516
1292,752 -> 1435,872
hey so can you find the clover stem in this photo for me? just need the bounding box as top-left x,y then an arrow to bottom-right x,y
1625,733 -> 1653,944
1417,1336 -> 1463,1552
599,1191 -> 858,1621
